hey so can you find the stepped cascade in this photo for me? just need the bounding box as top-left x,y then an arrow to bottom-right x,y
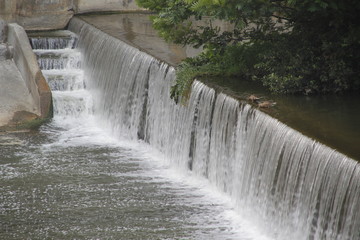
30,31 -> 92,119
67,18 -> 360,240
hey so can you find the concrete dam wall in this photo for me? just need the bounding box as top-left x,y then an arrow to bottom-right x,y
0,0 -> 144,30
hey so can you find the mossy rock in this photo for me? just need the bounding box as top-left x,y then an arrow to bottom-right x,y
0,111 -> 49,132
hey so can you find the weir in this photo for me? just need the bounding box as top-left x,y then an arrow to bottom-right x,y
67,18 -> 360,239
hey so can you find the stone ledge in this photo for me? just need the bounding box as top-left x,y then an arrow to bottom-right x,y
7,23 -> 52,119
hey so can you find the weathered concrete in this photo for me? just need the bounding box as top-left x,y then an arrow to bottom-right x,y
0,60 -> 37,126
77,14 -> 200,66
0,44 -> 7,60
0,0 -> 144,31
6,23 -> 52,119
0,0 -> 73,30
75,0 -> 144,14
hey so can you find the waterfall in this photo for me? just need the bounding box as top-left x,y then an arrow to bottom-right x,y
68,18 -> 360,240
30,31 -> 92,121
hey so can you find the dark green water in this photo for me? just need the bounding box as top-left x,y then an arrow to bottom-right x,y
203,77 -> 360,161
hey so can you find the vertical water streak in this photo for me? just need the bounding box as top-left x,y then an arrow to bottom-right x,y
207,93 -> 239,193
232,108 -> 360,239
188,81 -> 216,176
68,18 -> 360,240
72,21 -> 154,140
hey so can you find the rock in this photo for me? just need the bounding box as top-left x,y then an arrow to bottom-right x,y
247,94 -> 260,102
258,101 -> 276,108
0,60 -> 38,127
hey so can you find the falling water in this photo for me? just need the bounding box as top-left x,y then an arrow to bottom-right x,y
68,17 -> 360,240
0,30 -> 253,239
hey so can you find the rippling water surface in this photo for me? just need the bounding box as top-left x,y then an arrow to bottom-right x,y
0,119 -> 267,240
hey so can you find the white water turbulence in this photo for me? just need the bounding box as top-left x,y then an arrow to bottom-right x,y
18,30 -> 253,240
69,18 -> 360,240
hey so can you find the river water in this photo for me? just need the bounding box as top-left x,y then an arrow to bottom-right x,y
1,116 -> 263,239
0,31 -> 268,240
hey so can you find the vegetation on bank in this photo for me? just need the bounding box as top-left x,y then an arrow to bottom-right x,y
136,0 -> 360,99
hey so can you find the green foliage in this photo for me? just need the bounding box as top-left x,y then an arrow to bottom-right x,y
171,42 -> 266,101
137,0 -> 360,97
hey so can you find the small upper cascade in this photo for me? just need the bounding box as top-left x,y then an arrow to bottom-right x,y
29,31 -> 77,50
29,31 -> 81,72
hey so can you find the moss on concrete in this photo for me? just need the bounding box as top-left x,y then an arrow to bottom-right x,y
0,110 -> 51,132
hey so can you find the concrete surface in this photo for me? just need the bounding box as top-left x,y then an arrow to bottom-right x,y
77,14 -> 200,66
7,23 -> 52,119
0,0 -> 144,31
0,60 -> 37,126
0,0 -> 73,30
77,14 -> 233,66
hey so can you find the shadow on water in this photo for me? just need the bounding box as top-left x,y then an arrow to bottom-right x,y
204,76 -> 360,161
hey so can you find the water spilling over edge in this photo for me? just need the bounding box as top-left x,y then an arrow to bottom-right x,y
68,18 -> 360,240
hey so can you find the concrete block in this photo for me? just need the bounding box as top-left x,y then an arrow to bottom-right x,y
7,23 -> 52,118
0,60 -> 37,127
